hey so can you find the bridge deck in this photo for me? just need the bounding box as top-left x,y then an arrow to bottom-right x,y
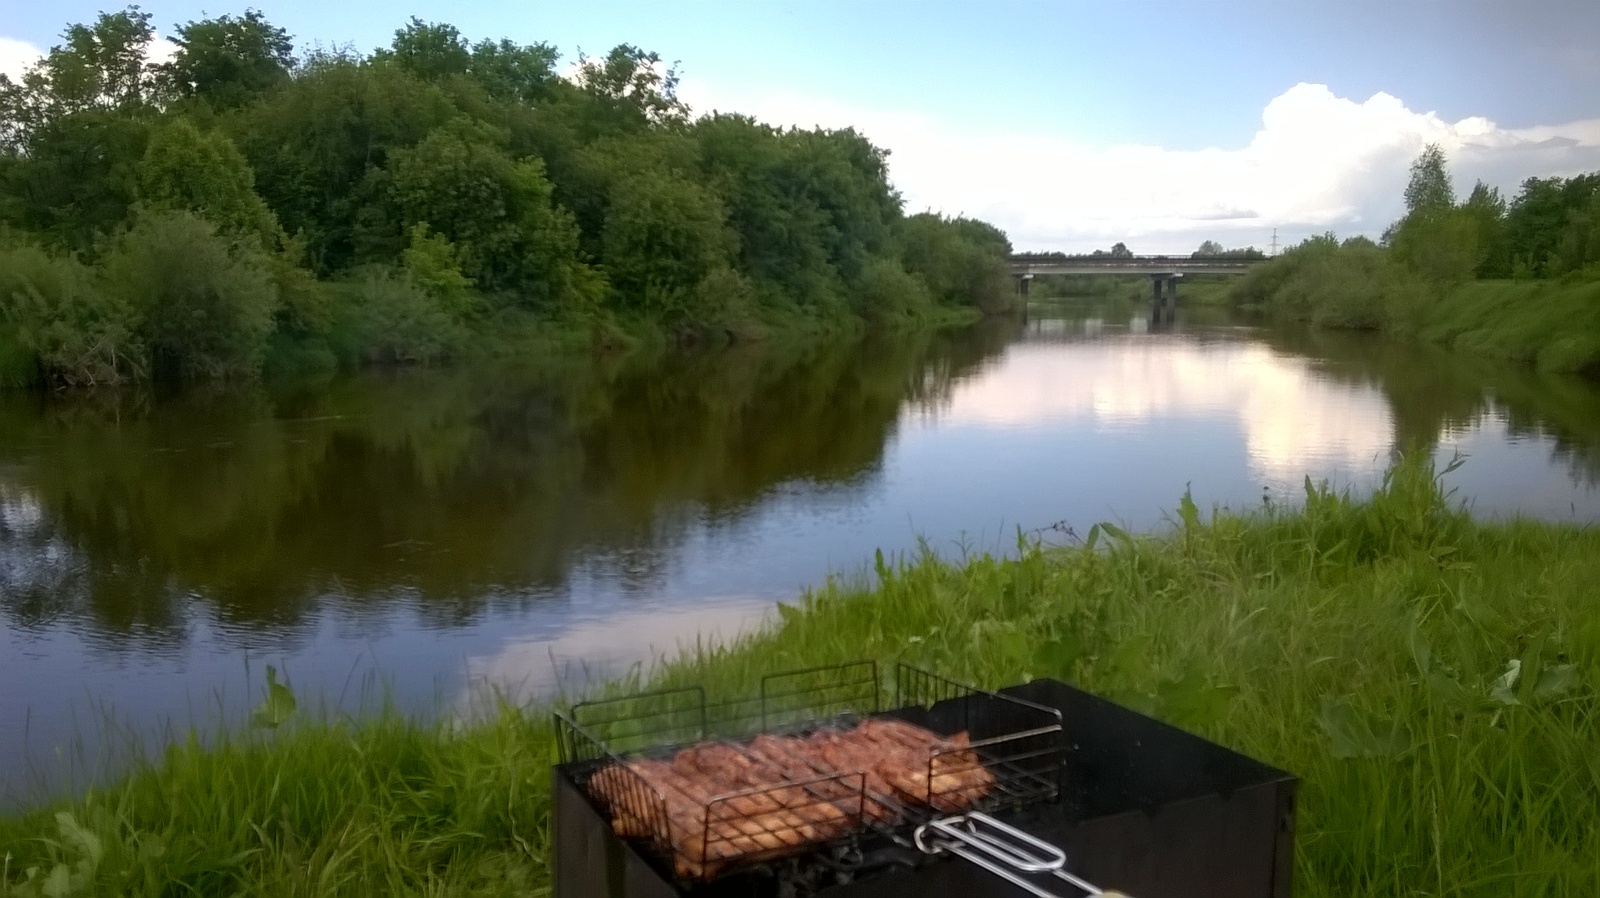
1008,256 -> 1260,276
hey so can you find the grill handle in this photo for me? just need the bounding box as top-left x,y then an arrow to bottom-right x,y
913,812 -> 1126,898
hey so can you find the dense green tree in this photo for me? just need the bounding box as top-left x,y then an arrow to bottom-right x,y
0,6 -> 156,151
1389,145 -> 1480,284
136,118 -> 280,243
101,210 -> 280,379
0,242 -> 144,386
898,213 -> 1014,314
464,38 -> 560,104
0,111 -> 150,249
231,54 -> 457,272
1403,143 -> 1455,215
1462,180 -> 1509,278
574,45 -> 687,128
157,10 -> 294,110
376,18 -> 472,82
601,170 -> 734,316
383,119 -> 601,308
0,11 -> 1018,385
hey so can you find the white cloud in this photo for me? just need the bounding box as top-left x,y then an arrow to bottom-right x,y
0,37 -> 43,83
0,34 -> 178,83
678,79 -> 1600,254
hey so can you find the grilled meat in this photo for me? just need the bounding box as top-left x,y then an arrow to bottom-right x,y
584,718 -> 996,877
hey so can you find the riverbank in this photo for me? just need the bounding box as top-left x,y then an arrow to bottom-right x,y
2,459 -> 1596,896
1228,234 -> 1600,377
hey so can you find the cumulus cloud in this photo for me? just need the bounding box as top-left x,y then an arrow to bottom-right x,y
678,80 -> 1600,254
0,37 -> 43,83
0,34 -> 178,84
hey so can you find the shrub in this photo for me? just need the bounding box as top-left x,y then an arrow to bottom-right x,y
854,256 -> 932,322
99,211 -> 280,379
0,242 -> 144,386
327,268 -> 468,365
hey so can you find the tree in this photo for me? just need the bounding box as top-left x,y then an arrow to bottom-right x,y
574,45 -> 687,127
0,7 -> 156,144
383,118 -> 601,309
136,118 -> 280,244
377,18 -> 471,82
1404,143 -> 1454,215
1109,241 -> 1132,258
1194,240 -> 1224,257
157,11 -> 294,110
1461,180 -> 1508,278
601,170 -> 734,315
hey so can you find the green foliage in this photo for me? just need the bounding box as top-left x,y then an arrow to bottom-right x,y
2,9 -> 1018,385
0,6 -> 157,150
156,10 -> 294,110
1403,142 -> 1454,215
100,210 -> 280,379
0,111 -> 150,250
1503,173 -> 1600,277
400,223 -> 476,314
232,54 -> 459,273
601,169 -> 734,317
326,268 -> 468,366
383,119 -> 601,309
1231,233 -> 1424,330
0,241 -> 143,386
136,118 -> 280,243
897,213 -> 1015,314
854,256 -> 933,322
1389,205 -> 1482,284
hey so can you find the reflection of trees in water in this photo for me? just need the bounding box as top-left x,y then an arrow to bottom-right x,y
0,326 -> 1016,645
1257,327 -> 1600,484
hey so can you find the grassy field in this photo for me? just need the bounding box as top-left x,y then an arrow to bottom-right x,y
4,459 -> 1599,896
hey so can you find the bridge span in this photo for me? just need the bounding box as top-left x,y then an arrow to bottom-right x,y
1006,254 -> 1265,305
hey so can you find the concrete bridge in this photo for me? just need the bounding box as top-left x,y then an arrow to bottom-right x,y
1006,255 -> 1263,303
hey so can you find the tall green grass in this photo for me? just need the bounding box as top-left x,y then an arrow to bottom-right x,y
4,458 -> 1598,896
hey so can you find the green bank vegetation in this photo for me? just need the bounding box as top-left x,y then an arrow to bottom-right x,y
0,9 -> 1015,389
1233,145 -> 1600,375
4,458 -> 1598,896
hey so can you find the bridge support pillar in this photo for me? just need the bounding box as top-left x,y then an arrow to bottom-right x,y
1015,273 -> 1032,299
1168,276 -> 1179,301
1151,276 -> 1164,303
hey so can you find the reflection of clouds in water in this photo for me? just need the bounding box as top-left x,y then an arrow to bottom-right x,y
455,598 -> 774,713
933,340 -> 1393,483
1,487 -> 44,530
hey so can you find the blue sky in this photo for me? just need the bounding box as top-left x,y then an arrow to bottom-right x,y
4,0 -> 1599,252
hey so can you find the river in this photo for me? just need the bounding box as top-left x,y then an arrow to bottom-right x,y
3,306 -> 1599,804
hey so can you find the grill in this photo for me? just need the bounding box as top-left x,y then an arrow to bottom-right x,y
553,662 -> 1298,898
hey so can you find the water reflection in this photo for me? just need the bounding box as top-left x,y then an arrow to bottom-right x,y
0,327 -> 1009,647
4,309 -> 1600,802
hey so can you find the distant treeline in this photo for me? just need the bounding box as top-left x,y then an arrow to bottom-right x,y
1231,146 -> 1600,374
0,9 -> 1015,387
1012,241 -> 1266,261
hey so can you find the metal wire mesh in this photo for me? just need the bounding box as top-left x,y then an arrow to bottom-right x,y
553,661 -> 1065,883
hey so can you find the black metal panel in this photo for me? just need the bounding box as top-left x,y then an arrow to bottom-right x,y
551,677 -> 1298,898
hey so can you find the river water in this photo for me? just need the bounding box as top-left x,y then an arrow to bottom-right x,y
3,307 -> 1599,803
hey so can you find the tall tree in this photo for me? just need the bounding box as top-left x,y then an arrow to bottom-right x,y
157,11 -> 294,110
1403,143 -> 1455,215
0,6 -> 157,151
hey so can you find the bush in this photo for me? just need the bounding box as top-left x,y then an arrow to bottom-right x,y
327,268 -> 469,365
854,256 -> 932,322
99,211 -> 280,379
0,242 -> 144,386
